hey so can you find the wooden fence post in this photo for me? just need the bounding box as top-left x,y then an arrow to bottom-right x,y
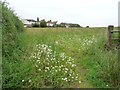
108,25 -> 114,47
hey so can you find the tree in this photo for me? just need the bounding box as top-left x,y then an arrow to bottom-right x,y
86,26 -> 89,28
40,19 -> 47,27
32,22 -> 39,27
37,17 -> 39,22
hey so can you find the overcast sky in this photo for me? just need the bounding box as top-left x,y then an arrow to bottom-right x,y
5,0 -> 119,27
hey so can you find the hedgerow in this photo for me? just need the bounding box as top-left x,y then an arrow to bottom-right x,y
2,1 -> 24,88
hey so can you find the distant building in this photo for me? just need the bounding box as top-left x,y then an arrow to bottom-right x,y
60,22 -> 80,28
22,19 -> 36,27
60,22 -> 66,27
47,20 -> 57,27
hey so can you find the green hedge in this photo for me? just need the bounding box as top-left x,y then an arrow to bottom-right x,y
2,1 -> 24,88
2,2 -> 24,60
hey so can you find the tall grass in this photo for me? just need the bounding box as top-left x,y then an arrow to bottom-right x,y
1,2 -> 119,88
18,28 -> 119,88
81,36 -> 119,88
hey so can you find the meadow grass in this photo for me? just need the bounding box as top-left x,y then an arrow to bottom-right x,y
18,27 -> 119,88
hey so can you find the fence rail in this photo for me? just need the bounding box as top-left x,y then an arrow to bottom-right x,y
108,25 -> 120,47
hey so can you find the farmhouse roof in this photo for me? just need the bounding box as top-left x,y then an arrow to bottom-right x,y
47,20 -> 57,24
24,19 -> 36,22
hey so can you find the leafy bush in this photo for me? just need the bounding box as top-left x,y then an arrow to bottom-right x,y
32,22 -> 40,27
2,2 -> 24,88
2,2 -> 24,59
68,24 -> 81,27
40,19 -> 47,27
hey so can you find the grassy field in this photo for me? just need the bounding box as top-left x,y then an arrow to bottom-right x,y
18,27 -> 119,88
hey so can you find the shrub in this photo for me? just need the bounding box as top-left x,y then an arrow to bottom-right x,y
2,2 -> 24,58
32,22 -> 40,27
2,1 -> 24,88
40,19 -> 47,27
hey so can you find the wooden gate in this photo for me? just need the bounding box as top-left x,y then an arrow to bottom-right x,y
108,25 -> 120,47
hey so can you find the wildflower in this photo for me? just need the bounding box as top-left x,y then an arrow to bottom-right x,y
47,55 -> 49,57
65,71 -> 67,73
60,53 -> 65,58
76,76 -> 78,79
46,67 -> 50,70
55,41 -> 58,44
59,69 -> 61,71
55,66 -> 58,68
38,69 -> 41,71
79,81 -> 82,83
49,46 -> 51,48
65,68 -> 68,71
29,80 -> 32,83
22,80 -> 24,82
35,65 -> 38,67
53,58 -> 55,60
106,85 -> 109,87
64,78 -> 67,80
32,56 -> 35,58
72,64 -> 75,67
62,58 -> 65,61
36,60 -> 39,62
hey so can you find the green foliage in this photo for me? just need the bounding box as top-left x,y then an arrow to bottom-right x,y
80,36 -> 119,88
37,17 -> 39,22
2,2 -> 24,59
40,19 -> 47,27
28,44 -> 79,87
56,24 -> 65,27
2,2 -> 24,88
32,22 -> 40,27
18,27 -> 119,88
68,24 -> 81,27
1,1 -> 119,88
56,23 -> 81,28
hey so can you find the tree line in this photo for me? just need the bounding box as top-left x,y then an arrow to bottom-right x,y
32,17 -> 81,28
